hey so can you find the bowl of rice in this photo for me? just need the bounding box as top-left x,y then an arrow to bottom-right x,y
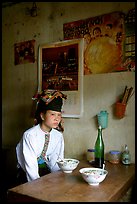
79,167 -> 108,185
57,158 -> 79,173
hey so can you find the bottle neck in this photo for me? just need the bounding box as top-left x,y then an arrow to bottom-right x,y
98,128 -> 103,139
124,145 -> 129,153
94,127 -> 104,168
95,127 -> 104,146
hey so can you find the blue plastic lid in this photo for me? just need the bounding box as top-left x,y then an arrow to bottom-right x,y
87,149 -> 95,152
109,150 -> 121,154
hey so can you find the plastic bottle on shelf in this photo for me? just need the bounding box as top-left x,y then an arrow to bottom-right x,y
94,125 -> 104,168
122,144 -> 131,165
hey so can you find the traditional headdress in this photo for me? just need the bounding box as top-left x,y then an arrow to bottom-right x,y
32,89 -> 67,111
32,90 -> 67,125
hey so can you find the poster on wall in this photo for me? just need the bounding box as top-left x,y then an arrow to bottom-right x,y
14,39 -> 35,65
123,8 -> 135,72
63,11 -> 128,75
38,39 -> 84,118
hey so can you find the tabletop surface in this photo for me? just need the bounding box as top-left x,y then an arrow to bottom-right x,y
8,160 -> 135,202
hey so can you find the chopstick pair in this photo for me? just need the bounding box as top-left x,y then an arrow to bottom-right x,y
121,86 -> 134,104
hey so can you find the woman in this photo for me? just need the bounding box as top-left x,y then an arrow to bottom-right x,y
16,90 -> 67,183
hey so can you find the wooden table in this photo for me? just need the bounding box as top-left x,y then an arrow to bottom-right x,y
7,160 -> 135,202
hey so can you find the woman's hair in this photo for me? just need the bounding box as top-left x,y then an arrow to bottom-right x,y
34,100 -> 47,125
32,90 -> 67,132
34,99 -> 64,132
55,121 -> 64,132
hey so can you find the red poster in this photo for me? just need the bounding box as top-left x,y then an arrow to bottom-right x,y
63,12 -> 127,74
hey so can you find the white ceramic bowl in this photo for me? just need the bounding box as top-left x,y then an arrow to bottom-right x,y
79,167 -> 108,186
57,158 -> 79,173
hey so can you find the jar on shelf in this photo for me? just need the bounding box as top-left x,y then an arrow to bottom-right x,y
108,150 -> 121,164
87,149 -> 95,163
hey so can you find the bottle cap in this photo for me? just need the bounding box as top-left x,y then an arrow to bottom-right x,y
109,150 -> 121,155
98,125 -> 102,129
87,149 -> 95,152
125,144 -> 128,149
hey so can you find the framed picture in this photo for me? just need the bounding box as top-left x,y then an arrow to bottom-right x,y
14,40 -> 35,65
38,39 -> 84,118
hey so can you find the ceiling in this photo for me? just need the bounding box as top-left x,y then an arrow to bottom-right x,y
2,2 -> 22,8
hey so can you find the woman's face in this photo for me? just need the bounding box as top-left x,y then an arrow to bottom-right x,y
40,110 -> 62,131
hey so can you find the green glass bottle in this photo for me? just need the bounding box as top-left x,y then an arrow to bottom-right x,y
94,125 -> 104,168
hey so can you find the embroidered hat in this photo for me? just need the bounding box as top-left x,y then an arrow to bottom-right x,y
32,90 -> 67,125
32,89 -> 67,112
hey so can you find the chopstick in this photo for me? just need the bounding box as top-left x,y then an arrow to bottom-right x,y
121,86 -> 134,104
126,87 -> 133,104
121,86 -> 128,104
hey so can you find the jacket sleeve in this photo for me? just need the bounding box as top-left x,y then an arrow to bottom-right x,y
19,132 -> 40,182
